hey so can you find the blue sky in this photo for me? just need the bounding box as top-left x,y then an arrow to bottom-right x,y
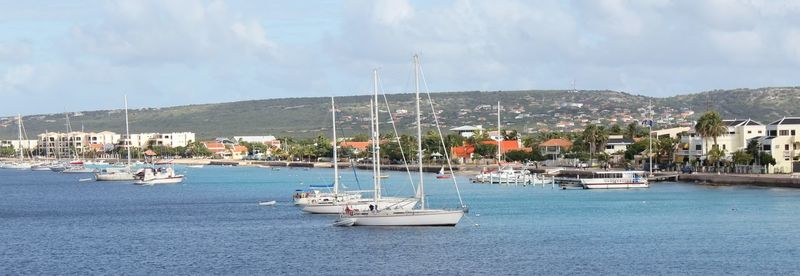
2,0 -> 800,116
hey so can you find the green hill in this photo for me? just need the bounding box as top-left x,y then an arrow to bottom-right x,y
2,87 -> 800,140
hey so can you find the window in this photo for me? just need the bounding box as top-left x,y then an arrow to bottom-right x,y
793,130 -> 797,136
606,145 -> 613,149
769,130 -> 777,136
780,130 -> 790,136
728,132 -> 735,135
695,145 -> 702,150
747,130 -> 752,134
722,145 -> 726,150
758,130 -> 762,134
786,144 -> 790,150
763,145 -> 771,151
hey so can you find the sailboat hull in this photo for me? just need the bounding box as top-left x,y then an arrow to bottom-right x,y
95,172 -> 136,181
340,209 -> 464,227
303,198 -> 418,214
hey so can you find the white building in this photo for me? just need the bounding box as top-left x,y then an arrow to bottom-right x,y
0,139 -> 39,150
450,125 -> 484,138
678,119 -> 765,163
123,132 -> 195,148
760,117 -> 800,173
604,135 -> 634,155
233,135 -> 281,147
652,127 -> 690,139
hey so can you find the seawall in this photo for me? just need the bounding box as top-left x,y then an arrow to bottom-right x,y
678,173 -> 800,188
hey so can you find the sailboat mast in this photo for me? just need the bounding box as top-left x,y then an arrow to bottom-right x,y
373,69 -> 381,200
414,55 -> 425,209
497,101 -> 502,165
17,114 -> 23,161
125,95 -> 131,166
331,97 -> 339,194
370,99 -> 378,202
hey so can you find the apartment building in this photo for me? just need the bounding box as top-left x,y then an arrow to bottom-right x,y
678,119 -> 765,162
760,117 -> 800,173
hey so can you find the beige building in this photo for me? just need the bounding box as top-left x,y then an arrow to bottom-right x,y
760,117 -> 800,173
652,127 -> 690,139
0,139 -> 39,150
678,119 -> 765,163
122,132 -> 195,148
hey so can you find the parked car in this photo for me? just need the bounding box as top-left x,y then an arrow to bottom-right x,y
681,166 -> 694,174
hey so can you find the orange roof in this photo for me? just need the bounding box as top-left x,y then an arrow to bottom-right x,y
202,142 -> 225,150
232,145 -> 248,153
480,140 -> 520,154
451,145 -> 475,159
339,141 -> 370,151
538,138 -> 573,148
89,144 -> 104,151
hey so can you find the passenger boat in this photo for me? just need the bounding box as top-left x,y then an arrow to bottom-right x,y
579,171 -> 649,189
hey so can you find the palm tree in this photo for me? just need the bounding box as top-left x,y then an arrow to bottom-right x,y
626,122 -> 639,139
695,111 -> 727,165
582,125 -> 608,165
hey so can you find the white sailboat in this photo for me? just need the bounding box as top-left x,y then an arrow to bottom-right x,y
95,95 -> 137,181
303,95 -> 416,214
2,114 -> 33,170
335,55 -> 465,226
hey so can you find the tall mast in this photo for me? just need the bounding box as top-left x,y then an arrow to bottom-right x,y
331,97 -> 339,195
370,99 -> 378,202
497,101 -> 502,166
125,95 -> 131,167
414,55 -> 425,209
648,100 -> 653,176
373,69 -> 381,201
17,114 -> 23,161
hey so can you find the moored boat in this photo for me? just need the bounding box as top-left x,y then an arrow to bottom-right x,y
335,56 -> 466,227
580,171 -> 649,189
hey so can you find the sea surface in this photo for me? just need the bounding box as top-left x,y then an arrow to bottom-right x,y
2,166 -> 800,275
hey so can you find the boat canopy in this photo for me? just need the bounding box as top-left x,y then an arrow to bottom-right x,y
309,184 -> 334,188
593,171 -> 646,175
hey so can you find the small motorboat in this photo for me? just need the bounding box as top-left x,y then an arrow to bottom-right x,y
258,200 -> 277,206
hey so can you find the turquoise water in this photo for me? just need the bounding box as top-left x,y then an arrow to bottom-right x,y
2,166 -> 800,275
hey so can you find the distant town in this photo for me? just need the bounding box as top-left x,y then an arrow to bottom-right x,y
2,110 -> 799,175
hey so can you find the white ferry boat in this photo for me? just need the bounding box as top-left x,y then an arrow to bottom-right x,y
580,171 -> 649,189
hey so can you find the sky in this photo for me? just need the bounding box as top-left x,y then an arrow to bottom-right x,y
2,0 -> 800,116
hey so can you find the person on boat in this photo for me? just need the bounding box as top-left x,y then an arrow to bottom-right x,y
345,206 -> 353,216
369,204 -> 374,212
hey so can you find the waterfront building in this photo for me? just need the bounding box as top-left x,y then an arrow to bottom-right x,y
37,131 -> 117,157
760,117 -> 800,173
233,135 -> 281,148
450,125 -> 484,138
123,132 -> 195,148
677,119 -> 765,163
652,127 -> 690,139
0,139 -> 38,150
200,141 -> 247,159
604,135 -> 634,155
538,138 -> 573,160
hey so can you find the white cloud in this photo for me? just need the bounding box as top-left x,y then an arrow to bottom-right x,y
69,0 -> 278,65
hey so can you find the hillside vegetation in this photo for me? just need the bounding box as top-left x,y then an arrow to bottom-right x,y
2,87 -> 799,140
